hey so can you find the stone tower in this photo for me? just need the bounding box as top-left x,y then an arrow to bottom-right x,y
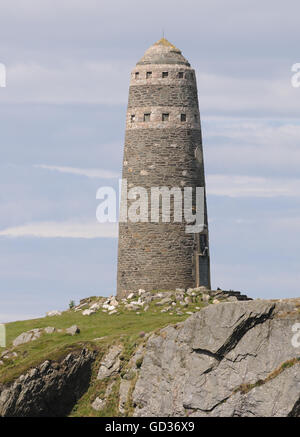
117,38 -> 210,299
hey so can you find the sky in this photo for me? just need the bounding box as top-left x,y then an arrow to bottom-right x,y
0,0 -> 299,322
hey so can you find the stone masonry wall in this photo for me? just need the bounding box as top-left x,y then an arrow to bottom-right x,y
117,56 -> 210,298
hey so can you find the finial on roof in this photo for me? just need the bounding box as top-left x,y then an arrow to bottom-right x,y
153,37 -> 179,51
136,38 -> 190,66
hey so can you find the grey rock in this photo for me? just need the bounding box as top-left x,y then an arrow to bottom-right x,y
46,310 -> 61,317
91,397 -> 105,411
82,309 -> 96,316
65,325 -> 80,336
119,379 -> 132,413
13,329 -> 42,347
44,327 -> 55,334
132,299 -> 300,417
156,297 -> 172,306
201,293 -> 210,302
227,296 -> 238,302
97,345 -> 123,380
0,349 -> 95,417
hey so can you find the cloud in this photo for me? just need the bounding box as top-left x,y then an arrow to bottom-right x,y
197,72 -> 299,117
2,60 -> 130,105
203,117 -> 300,177
1,61 -> 298,117
206,174 -> 300,197
34,164 -> 120,179
0,221 -> 118,239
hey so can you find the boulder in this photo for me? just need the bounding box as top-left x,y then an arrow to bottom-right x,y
91,397 -> 105,411
97,345 -> 123,380
65,325 -> 80,336
44,327 -> 55,334
82,309 -> 95,316
13,329 -> 42,347
46,310 -> 61,317
156,297 -> 172,306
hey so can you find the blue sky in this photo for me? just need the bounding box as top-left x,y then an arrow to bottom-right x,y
0,0 -> 299,322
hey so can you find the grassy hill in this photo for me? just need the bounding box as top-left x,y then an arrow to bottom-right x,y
0,292 -> 207,416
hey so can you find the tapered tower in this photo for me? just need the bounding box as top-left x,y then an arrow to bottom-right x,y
117,38 -> 210,298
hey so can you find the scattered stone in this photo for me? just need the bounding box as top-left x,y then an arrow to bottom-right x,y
227,296 -> 238,302
109,297 -> 119,307
138,289 -> 146,296
13,329 -> 42,347
107,305 -> 116,311
44,327 -> 55,334
213,299 -> 220,304
1,351 -> 18,360
0,361 -> 3,366
127,293 -> 134,299
202,294 -> 210,302
82,309 -> 96,316
46,310 -> 61,317
65,325 -> 80,336
91,397 -> 105,411
156,297 -> 172,306
108,309 -> 118,315
89,303 -> 101,311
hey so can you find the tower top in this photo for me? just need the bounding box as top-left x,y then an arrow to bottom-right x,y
137,38 -> 190,66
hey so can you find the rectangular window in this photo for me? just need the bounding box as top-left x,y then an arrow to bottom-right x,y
178,72 -> 184,78
144,113 -> 150,122
180,114 -> 186,122
135,72 -> 139,79
162,113 -> 169,122
146,71 -> 152,79
162,72 -> 168,78
130,114 -> 135,123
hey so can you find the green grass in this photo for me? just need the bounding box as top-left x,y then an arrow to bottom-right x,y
0,298 -> 205,385
0,294 -> 207,416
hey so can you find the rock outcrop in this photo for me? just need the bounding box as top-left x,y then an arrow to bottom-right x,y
0,348 -> 95,417
132,299 -> 300,417
1,297 -> 299,417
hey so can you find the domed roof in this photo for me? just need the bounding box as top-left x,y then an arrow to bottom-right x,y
137,38 -> 190,66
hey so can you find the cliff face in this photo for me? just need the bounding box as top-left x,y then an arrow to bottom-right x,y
0,298 -> 299,417
133,299 -> 300,417
0,349 -> 95,417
